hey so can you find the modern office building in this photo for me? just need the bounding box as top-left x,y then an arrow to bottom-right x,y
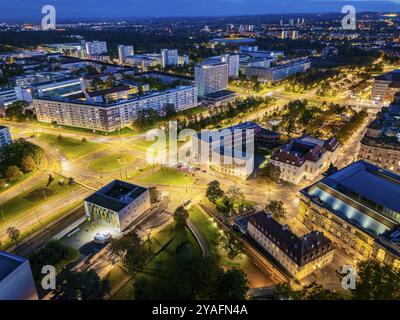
206,54 -> 240,78
161,49 -> 179,68
243,59 -> 311,83
192,122 -> 279,179
270,136 -> 340,185
85,41 -> 108,56
84,180 -> 151,233
118,45 -> 134,64
372,70 -> 400,104
0,125 -> 12,147
239,46 -> 284,59
0,250 -> 38,300
298,161 -> 400,269
33,85 -> 198,131
358,100 -> 400,174
247,211 -> 334,279
195,60 -> 229,97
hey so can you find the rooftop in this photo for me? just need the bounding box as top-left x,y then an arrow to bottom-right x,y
0,251 -> 26,281
248,212 -> 333,267
85,180 -> 148,212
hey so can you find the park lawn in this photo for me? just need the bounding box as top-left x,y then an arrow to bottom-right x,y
111,223 -> 200,300
0,171 -> 35,194
0,175 -> 78,227
36,133 -> 106,159
88,151 -> 135,173
139,167 -> 194,186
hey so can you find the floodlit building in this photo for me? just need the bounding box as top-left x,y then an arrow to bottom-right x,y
247,211 -> 334,279
33,85 -> 197,132
0,125 -> 12,147
84,180 -> 151,233
192,122 -> 280,179
0,250 -> 38,300
372,70 -> 400,104
0,87 -> 23,107
195,60 -> 229,97
271,136 -> 340,185
118,45 -> 134,64
85,41 -> 108,56
298,161 -> 400,269
205,54 -> 240,78
358,100 -> 400,174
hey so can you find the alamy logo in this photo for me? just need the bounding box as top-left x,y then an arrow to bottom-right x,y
341,5 -> 356,30
41,5 -> 56,30
41,265 -> 56,290
340,265 -> 356,290
146,121 -> 255,175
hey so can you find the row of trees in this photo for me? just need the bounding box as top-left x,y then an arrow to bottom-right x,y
4,101 -> 35,122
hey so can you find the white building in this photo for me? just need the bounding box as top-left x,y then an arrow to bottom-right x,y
270,136 -> 340,185
0,250 -> 38,300
85,41 -> 108,56
247,212 -> 334,280
33,85 -> 198,132
84,180 -> 151,233
206,54 -> 240,78
118,45 -> 134,64
161,49 -> 179,68
0,125 -> 12,147
0,87 -> 23,107
195,60 -> 229,97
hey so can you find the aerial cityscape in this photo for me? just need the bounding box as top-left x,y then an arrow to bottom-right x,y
1,0 -> 400,306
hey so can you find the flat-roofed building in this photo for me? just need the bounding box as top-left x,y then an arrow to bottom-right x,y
0,250 -> 38,300
84,180 -> 151,233
195,60 -> 229,97
0,125 -> 12,147
372,70 -> 400,104
298,160 -> 400,269
270,135 -> 340,185
247,211 -> 334,279
33,85 -> 198,132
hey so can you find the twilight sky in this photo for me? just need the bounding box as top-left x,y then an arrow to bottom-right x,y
1,0 -> 400,21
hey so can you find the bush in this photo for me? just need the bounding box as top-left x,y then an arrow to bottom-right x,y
5,165 -> 22,180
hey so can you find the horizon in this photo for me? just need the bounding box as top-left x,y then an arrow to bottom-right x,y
1,0 -> 400,22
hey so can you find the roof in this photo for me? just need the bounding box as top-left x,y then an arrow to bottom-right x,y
0,251 -> 26,281
86,85 -> 131,97
272,135 -> 339,167
248,212 -> 333,267
322,160 -> 400,214
84,180 -> 148,212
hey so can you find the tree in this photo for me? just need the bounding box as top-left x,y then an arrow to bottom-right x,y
274,282 -> 341,300
29,240 -> 80,281
265,200 -> 286,221
5,101 -> 27,121
5,165 -> 22,180
110,230 -> 149,275
220,231 -> 245,260
211,268 -> 249,300
206,180 -> 224,203
226,185 -> 244,204
7,227 -> 20,243
164,103 -> 176,118
68,177 -> 74,186
57,135 -> 63,142
55,270 -> 110,300
81,137 -> 87,143
20,154 -> 36,172
258,163 -> 281,185
349,259 -> 400,300
173,205 -> 189,230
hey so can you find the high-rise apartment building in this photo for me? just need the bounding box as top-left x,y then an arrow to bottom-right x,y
118,45 -> 134,64
161,49 -> 179,68
85,41 -> 108,56
195,60 -> 229,97
0,125 -> 12,147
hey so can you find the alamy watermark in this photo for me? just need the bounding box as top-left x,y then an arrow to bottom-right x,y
340,265 -> 356,290
342,5 -> 356,30
41,5 -> 56,30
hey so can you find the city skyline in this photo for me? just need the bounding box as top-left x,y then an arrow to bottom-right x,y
2,0 -> 400,21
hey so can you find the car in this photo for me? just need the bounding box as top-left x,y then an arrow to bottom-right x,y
183,199 -> 192,207
94,233 -> 112,244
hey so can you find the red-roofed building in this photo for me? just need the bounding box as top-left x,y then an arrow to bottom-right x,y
270,136 -> 339,184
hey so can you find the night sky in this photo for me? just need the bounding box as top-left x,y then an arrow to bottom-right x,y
1,0 -> 400,21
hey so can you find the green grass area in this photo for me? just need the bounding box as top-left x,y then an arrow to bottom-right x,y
88,152 -> 135,173
139,167 -> 194,186
111,223 -> 200,300
0,175 -> 79,228
36,133 -> 105,159
0,171 -> 35,194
